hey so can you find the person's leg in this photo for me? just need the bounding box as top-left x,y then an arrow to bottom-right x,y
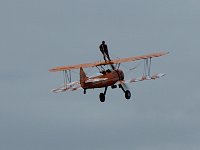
107,54 -> 111,61
105,51 -> 111,61
103,53 -> 107,62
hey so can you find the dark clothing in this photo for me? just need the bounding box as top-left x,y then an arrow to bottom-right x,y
99,43 -> 111,62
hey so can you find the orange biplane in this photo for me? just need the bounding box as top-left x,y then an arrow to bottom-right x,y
49,51 -> 168,102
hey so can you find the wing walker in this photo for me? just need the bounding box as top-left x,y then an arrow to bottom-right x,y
49,51 -> 169,102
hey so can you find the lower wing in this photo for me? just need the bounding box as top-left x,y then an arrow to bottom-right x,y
51,81 -> 82,93
116,73 -> 166,85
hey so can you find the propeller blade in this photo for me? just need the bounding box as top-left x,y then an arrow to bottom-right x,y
129,66 -> 137,71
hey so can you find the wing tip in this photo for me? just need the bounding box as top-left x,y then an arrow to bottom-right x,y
161,51 -> 170,55
49,69 -> 56,72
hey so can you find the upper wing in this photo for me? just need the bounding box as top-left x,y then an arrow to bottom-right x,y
104,51 -> 169,65
49,51 -> 169,72
49,61 -> 107,72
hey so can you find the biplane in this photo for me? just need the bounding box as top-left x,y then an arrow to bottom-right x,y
49,51 -> 168,102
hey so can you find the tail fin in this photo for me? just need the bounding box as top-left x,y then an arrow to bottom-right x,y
80,67 -> 88,87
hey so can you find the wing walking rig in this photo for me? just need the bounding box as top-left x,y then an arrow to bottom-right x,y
49,51 -> 169,102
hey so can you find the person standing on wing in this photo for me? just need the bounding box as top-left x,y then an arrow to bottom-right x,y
99,41 -> 111,62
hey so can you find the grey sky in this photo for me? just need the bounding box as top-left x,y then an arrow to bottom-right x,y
0,0 -> 200,150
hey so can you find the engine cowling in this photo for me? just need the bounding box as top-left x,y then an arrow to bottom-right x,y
117,69 -> 124,80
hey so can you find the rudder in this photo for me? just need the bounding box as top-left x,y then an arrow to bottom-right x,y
80,67 -> 88,87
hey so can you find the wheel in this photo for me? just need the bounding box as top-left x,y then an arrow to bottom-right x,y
125,90 -> 131,99
99,93 -> 105,102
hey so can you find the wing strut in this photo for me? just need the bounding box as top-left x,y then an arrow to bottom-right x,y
143,57 -> 152,78
63,70 -> 72,88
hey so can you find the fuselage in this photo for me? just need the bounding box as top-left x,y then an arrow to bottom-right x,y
82,69 -> 124,89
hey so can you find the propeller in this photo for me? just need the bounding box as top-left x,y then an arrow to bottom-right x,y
109,60 -> 140,91
119,64 -> 139,91
129,66 -> 137,71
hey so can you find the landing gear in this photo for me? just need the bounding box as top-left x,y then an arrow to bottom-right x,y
125,90 -> 131,99
99,93 -> 105,102
84,89 -> 86,94
99,86 -> 107,102
119,84 -> 131,100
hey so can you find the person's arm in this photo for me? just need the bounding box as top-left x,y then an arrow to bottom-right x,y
99,45 -> 103,53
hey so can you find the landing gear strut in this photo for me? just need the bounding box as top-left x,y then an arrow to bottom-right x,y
84,89 -> 86,94
99,86 -> 107,102
119,84 -> 131,100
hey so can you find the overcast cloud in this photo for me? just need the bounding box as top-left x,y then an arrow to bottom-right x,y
0,0 -> 200,150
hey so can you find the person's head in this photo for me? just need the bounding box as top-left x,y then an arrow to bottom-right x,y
102,41 -> 105,44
